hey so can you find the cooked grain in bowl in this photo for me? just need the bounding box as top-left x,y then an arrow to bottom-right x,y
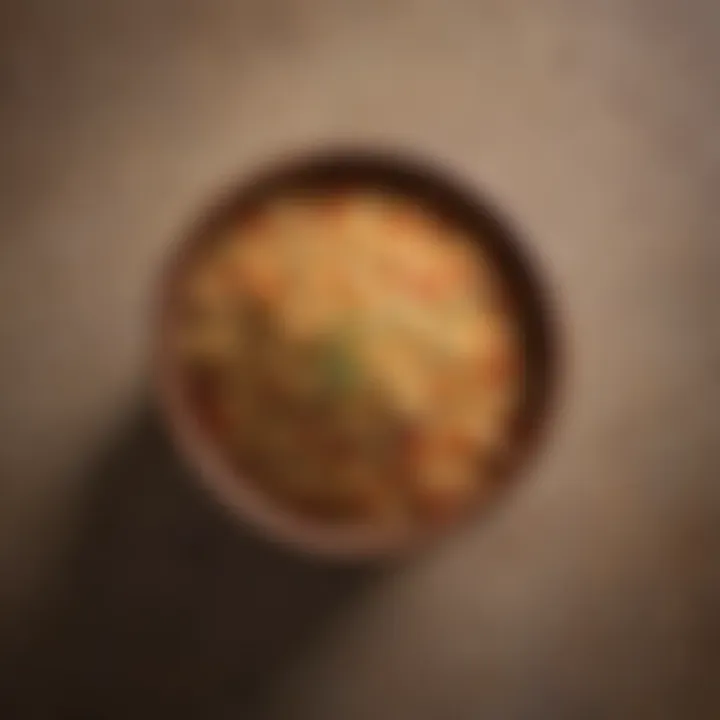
171,189 -> 524,530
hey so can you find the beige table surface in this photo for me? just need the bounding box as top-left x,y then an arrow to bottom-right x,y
2,1 -> 719,718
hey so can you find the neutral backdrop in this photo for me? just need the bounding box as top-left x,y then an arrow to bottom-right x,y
2,1 -> 719,718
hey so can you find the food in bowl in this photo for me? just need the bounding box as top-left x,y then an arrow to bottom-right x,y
172,190 -> 523,528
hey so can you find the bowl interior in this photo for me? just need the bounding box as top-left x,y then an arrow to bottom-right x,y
156,149 -> 557,559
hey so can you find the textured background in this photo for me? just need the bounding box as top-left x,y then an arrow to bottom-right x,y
1,0 -> 719,718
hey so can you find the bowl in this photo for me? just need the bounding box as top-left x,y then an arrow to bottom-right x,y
153,148 -> 558,560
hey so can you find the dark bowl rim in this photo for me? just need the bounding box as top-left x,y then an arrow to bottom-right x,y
152,146 -> 562,560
